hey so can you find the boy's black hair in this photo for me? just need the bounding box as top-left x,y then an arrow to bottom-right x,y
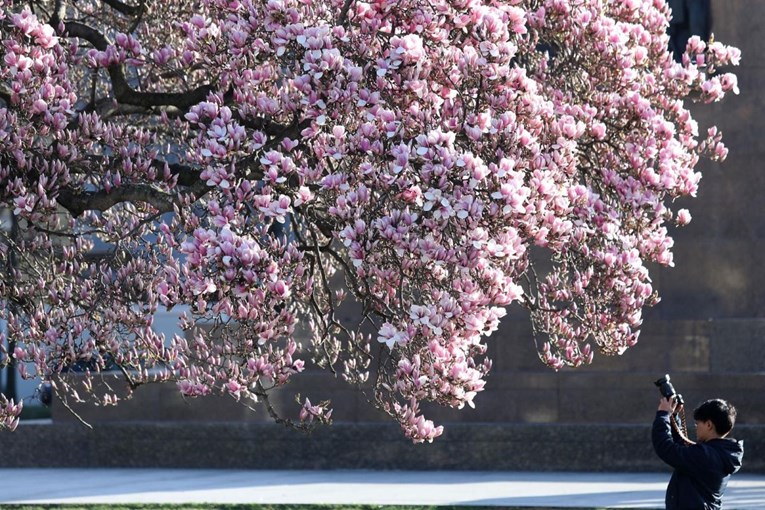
693,399 -> 737,436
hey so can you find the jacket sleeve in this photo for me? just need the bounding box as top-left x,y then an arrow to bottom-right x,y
669,413 -> 685,444
652,411 -> 707,472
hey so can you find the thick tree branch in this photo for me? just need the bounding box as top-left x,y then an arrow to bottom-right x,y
151,161 -> 205,187
57,185 -> 174,217
102,0 -> 144,17
57,179 -> 210,217
63,21 -> 214,112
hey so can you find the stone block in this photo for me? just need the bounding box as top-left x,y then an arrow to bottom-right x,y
674,155 -> 765,242
708,319 -> 765,373
585,320 -> 710,373
692,182 -> 759,251
473,372 -> 560,423
711,1 -> 765,59
652,241 -> 757,319
555,372 -> 657,423
155,383 -> 267,422
489,313 -> 544,372
667,332 -> 711,372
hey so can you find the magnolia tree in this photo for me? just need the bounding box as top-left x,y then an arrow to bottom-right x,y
0,0 -> 740,439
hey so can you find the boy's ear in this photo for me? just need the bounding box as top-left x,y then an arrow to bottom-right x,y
700,419 -> 725,438
697,419 -> 714,438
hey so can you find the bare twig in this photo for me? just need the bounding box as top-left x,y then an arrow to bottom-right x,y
55,393 -> 94,430
253,381 -> 313,433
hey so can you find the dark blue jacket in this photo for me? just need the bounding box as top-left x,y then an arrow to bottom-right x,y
653,411 -> 744,510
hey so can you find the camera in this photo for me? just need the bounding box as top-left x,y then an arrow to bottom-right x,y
654,374 -> 684,405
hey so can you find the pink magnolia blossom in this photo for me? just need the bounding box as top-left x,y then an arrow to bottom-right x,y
0,0 -> 739,441
0,395 -> 22,431
676,209 -> 692,226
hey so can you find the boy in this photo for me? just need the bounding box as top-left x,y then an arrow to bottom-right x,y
652,397 -> 744,509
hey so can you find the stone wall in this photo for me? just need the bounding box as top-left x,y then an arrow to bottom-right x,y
3,421 -> 764,473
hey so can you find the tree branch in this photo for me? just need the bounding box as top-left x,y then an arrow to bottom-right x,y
57,185 -> 174,217
53,390 -> 94,430
150,161 -> 204,187
338,0 -> 355,26
102,0 -> 144,17
63,21 -> 214,112
56,178 -> 210,217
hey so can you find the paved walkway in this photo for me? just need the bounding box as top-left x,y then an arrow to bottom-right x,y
1,469 -> 765,508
